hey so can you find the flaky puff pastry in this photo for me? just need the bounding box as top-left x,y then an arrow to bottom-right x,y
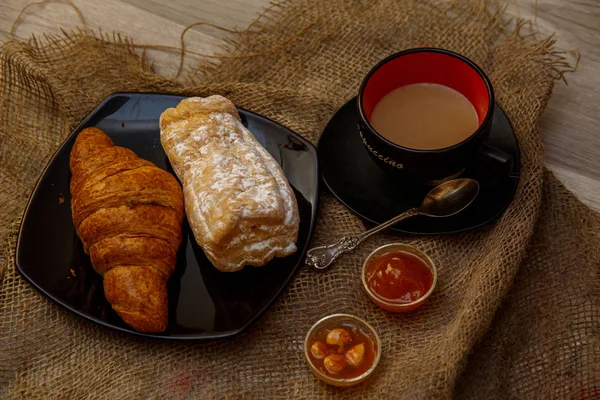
70,127 -> 184,332
159,95 -> 300,272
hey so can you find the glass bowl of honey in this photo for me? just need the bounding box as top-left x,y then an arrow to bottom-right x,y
361,243 -> 437,312
304,314 -> 381,387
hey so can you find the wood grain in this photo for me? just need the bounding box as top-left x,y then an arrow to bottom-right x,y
505,0 -> 600,211
2,0 -> 599,210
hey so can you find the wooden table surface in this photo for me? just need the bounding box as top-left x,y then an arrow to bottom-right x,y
2,0 -> 599,210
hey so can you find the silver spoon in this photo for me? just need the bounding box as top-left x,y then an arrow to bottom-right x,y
305,178 -> 480,270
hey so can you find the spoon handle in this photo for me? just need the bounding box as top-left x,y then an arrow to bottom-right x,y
305,207 -> 421,270
357,207 -> 421,242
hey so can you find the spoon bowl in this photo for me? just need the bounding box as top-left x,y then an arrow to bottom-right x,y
420,178 -> 480,217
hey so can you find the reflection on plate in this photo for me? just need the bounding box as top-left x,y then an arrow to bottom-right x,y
318,97 -> 520,234
16,93 -> 319,340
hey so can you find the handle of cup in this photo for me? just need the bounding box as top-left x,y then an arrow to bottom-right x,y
475,143 -> 515,180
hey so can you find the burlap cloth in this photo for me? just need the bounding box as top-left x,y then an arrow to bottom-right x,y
1,0 -> 598,398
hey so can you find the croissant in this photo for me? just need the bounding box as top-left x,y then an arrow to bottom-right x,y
160,95 -> 300,272
70,127 -> 184,332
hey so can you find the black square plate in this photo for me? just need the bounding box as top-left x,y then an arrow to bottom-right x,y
15,93 -> 319,340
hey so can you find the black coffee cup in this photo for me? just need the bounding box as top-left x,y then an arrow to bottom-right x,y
357,48 -> 512,184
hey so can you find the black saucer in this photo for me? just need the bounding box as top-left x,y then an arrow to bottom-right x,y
318,97 -> 521,234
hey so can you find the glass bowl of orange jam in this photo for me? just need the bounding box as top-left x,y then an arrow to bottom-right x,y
304,314 -> 381,387
361,243 -> 437,312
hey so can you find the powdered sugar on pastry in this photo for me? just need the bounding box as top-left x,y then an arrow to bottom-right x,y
159,95 -> 300,272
